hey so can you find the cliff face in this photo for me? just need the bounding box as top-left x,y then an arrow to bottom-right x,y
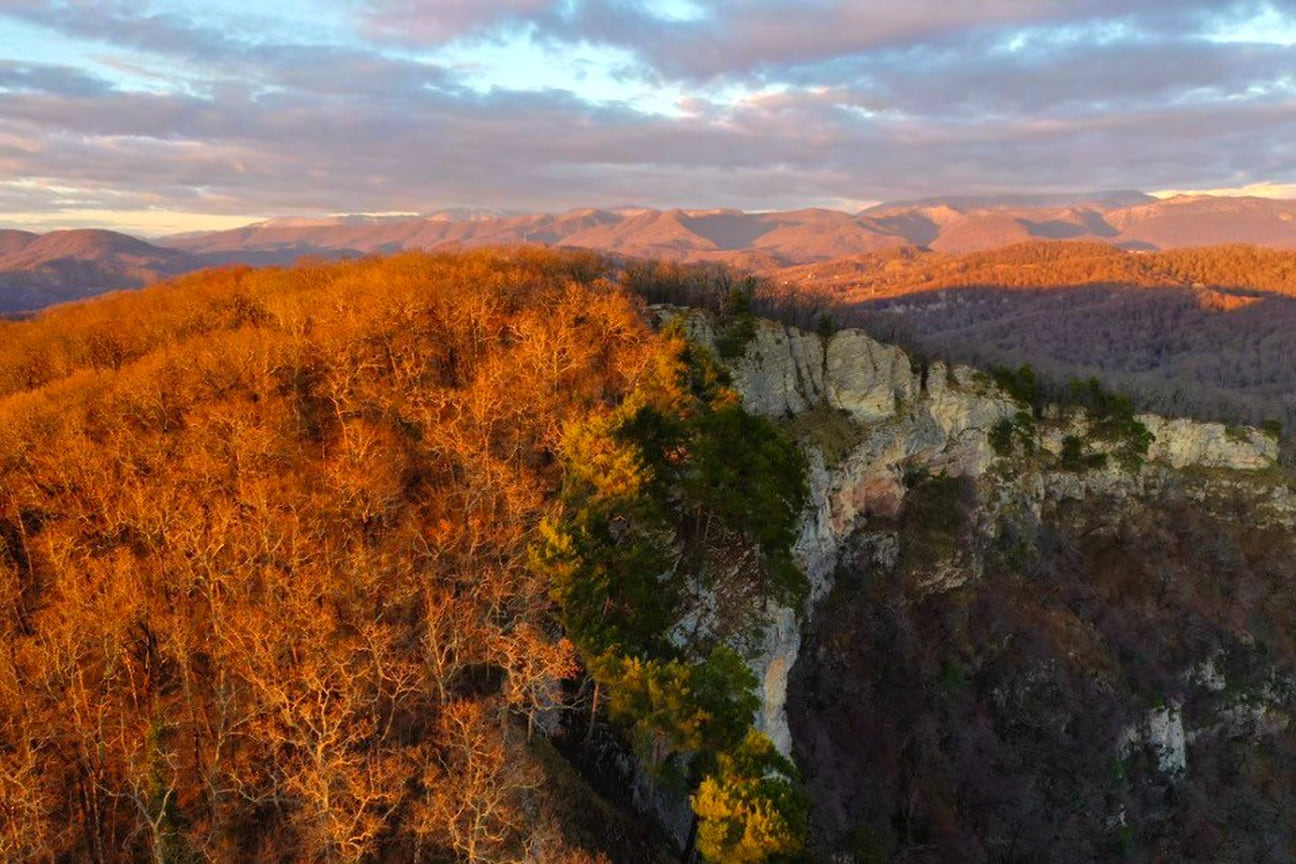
665,309 -> 1296,862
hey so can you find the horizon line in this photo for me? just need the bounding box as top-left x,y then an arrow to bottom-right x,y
4,186 -> 1296,239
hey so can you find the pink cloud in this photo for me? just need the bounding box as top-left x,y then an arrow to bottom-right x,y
360,0 -> 560,42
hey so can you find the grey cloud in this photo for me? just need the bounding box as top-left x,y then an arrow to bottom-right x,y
4,61 -> 1294,217
825,37 -> 1296,119
4,2 -> 452,99
359,0 -> 1286,82
2,0 -> 1295,223
360,0 -> 559,42
0,61 -> 112,96
4,1 -> 249,63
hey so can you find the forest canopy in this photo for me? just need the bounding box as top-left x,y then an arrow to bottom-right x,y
0,249 -> 807,863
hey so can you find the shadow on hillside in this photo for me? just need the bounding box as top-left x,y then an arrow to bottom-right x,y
1019,211 -> 1120,239
835,282 -> 1296,441
869,213 -> 941,246
679,213 -> 776,250
622,259 -> 1294,445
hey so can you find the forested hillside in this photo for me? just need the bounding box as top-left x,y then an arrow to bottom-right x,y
0,229 -> 201,314
779,241 -> 1296,298
0,250 -> 808,863
775,242 -> 1296,448
4,244 -> 1295,863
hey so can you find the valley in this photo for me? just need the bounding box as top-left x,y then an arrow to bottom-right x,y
2,249 -> 1293,862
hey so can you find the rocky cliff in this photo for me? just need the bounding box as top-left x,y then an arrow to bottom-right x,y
660,308 -> 1296,862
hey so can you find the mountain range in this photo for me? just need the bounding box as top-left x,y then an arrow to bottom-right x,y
0,228 -> 198,313
5,192 -> 1296,313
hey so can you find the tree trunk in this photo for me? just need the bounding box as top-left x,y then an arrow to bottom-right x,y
584,678 -> 600,745
682,811 -> 700,864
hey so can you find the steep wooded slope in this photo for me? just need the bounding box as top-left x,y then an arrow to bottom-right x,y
0,250 -> 817,864
0,250 -> 680,862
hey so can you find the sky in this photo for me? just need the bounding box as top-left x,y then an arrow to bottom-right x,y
1,0 -> 1296,235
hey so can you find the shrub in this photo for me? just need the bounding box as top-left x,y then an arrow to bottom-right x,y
990,410 -> 1038,458
1067,377 -> 1152,471
898,472 -> 976,572
693,730 -> 808,864
990,417 -> 1017,457
599,648 -> 759,772
992,364 -> 1040,413
1059,434 -> 1108,472
715,278 -> 759,359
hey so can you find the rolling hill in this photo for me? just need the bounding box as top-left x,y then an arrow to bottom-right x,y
160,194 -> 1296,264
0,229 -> 201,313
5,193 -> 1296,314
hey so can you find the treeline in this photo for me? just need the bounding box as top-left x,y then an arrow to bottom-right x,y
1156,245 -> 1296,295
0,249 -> 805,862
623,257 -> 839,336
781,240 -> 1296,298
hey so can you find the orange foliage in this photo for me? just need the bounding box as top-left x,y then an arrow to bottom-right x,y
777,240 -> 1296,300
0,248 -> 672,862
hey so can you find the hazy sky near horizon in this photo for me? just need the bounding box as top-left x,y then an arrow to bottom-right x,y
2,0 -> 1296,234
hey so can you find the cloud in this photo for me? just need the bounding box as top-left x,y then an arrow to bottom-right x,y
3,2 -> 452,98
360,0 -> 560,42
0,61 -> 112,96
361,0 -> 1284,81
1,0 -> 1294,231
5,65 -> 1293,218
819,35 -> 1296,119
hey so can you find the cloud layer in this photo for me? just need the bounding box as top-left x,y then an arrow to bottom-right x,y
2,0 -> 1295,232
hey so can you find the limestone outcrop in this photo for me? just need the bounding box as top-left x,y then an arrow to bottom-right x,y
1139,415 -> 1278,470
643,308 -> 1296,860
656,308 -> 1290,766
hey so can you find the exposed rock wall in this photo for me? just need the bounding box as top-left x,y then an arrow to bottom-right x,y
634,308 -> 1296,859
1139,415 -> 1278,469
697,314 -> 1296,864
1121,704 -> 1188,776
659,308 -> 1290,771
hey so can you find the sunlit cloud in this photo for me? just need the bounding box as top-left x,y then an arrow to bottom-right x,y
1152,180 -> 1296,199
0,0 -> 1293,232
1205,3 -> 1296,45
0,207 -> 266,236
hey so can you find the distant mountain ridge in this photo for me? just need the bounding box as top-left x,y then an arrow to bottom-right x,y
4,193 -> 1296,313
0,229 -> 200,314
161,194 -> 1296,264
